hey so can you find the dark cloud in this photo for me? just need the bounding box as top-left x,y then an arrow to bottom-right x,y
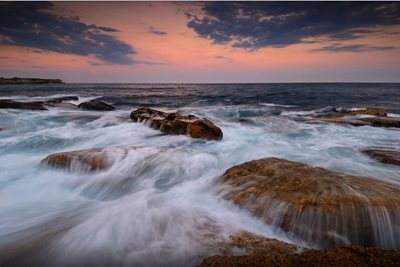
0,2 -> 135,64
148,26 -> 167,35
0,56 -> 9,59
187,2 -> 400,51
314,44 -> 397,53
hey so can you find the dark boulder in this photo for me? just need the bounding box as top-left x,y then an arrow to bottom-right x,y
78,100 -> 115,111
0,99 -> 47,110
130,107 -> 223,141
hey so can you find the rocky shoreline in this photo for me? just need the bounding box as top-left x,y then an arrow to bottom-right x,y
2,99 -> 400,265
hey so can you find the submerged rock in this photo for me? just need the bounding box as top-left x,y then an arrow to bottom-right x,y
363,149 -> 400,166
0,99 -> 47,110
78,100 -> 115,111
41,147 -> 130,172
130,107 -> 223,141
218,157 -> 400,248
199,244 -> 400,267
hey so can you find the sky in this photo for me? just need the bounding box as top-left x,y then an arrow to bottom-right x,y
0,1 -> 400,83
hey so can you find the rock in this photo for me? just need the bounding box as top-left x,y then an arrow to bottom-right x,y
45,96 -> 79,104
199,244 -> 400,267
41,147 -> 130,172
308,116 -> 400,128
362,149 -> 400,166
359,117 -> 400,128
78,100 -> 115,111
130,107 -> 223,141
226,231 -> 301,255
0,99 -> 47,110
319,107 -> 387,119
218,157 -> 400,248
0,77 -> 63,85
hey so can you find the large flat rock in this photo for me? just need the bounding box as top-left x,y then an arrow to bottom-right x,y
218,157 -> 400,248
130,107 -> 223,141
199,244 -> 400,267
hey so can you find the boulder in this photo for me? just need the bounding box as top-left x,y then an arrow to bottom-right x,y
130,107 -> 223,141
319,107 -> 387,119
0,99 -> 47,110
78,100 -> 115,111
362,149 -> 400,166
218,157 -> 400,248
41,147 -> 130,172
199,244 -> 400,267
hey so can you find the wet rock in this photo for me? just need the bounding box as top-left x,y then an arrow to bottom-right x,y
226,231 -> 301,255
41,147 -> 130,172
199,244 -> 400,267
44,96 -> 78,104
78,100 -> 115,111
363,149 -> 400,166
308,116 -> 400,128
319,107 -> 387,119
359,116 -> 400,128
0,99 -> 47,110
130,107 -> 223,141
218,157 -> 400,248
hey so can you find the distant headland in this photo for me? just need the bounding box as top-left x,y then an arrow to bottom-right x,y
0,77 -> 63,85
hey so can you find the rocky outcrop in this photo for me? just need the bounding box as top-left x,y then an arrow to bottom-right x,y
199,244 -> 400,267
78,100 -> 115,111
218,157 -> 400,248
41,147 -> 131,172
130,107 -> 223,141
363,149 -> 400,166
309,116 -> 400,128
319,107 -> 387,119
0,99 -> 47,110
0,77 -> 63,85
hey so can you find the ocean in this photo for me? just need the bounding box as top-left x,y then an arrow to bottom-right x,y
0,83 -> 400,266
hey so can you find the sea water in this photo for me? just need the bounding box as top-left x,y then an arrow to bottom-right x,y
0,83 -> 399,266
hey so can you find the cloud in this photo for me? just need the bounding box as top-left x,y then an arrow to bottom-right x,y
187,2 -> 400,50
214,55 -> 233,62
148,26 -> 167,35
313,44 -> 397,53
0,2 -> 135,65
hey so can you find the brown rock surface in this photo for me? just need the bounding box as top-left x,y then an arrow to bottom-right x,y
320,107 -> 387,119
130,107 -> 223,141
41,147 -> 130,172
363,149 -> 400,166
218,157 -> 400,248
199,244 -> 400,267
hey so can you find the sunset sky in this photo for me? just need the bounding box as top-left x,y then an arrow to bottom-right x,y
0,1 -> 400,83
